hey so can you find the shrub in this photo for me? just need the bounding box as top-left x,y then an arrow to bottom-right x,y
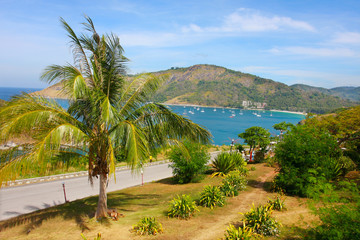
168,194 -> 199,219
274,125 -> 341,197
306,202 -> 360,240
220,170 -> 247,197
199,185 -> 226,209
169,141 -> 210,184
132,217 -> 163,235
242,204 -> 281,236
267,195 -> 286,211
224,224 -> 259,240
211,152 -> 247,176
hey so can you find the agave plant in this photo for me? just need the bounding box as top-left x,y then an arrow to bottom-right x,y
211,152 -> 246,176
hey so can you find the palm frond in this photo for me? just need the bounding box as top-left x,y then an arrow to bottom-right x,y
118,73 -> 166,118
60,17 -> 94,84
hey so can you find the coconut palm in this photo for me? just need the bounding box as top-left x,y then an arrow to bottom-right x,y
0,16 -> 211,219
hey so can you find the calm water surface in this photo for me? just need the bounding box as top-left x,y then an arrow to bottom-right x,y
0,87 -> 305,145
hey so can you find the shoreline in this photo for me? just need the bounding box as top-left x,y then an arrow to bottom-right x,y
165,103 -> 307,116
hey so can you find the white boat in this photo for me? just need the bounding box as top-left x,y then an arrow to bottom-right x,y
201,109 -> 204,113
213,108 -> 217,112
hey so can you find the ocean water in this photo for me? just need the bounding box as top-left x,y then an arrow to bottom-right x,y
0,87 -> 42,101
0,87 -> 304,145
168,105 -> 305,145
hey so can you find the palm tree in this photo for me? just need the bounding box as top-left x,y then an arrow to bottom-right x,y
0,16 -> 211,219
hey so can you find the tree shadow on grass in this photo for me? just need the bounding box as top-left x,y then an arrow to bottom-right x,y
107,192 -> 161,211
0,198 -> 97,234
0,192 -> 160,234
247,179 -> 273,192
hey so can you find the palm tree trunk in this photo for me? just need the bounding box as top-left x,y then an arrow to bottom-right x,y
95,173 -> 108,219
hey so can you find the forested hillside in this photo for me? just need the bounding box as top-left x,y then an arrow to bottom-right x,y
34,64 -> 358,114
150,65 -> 356,113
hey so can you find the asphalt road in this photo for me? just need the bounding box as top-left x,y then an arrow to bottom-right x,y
0,151 -> 220,221
0,163 -> 172,221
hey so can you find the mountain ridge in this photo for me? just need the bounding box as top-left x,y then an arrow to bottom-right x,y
33,64 -> 358,113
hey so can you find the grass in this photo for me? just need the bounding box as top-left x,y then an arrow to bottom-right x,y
0,163 -> 317,240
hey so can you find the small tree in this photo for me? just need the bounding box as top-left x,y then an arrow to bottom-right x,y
273,122 -> 293,140
169,140 -> 210,184
238,127 -> 270,162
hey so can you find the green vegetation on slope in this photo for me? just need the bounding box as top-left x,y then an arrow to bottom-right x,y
149,64 -> 356,113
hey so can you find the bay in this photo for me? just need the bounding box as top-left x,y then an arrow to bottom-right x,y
0,87 -> 305,146
168,105 -> 305,146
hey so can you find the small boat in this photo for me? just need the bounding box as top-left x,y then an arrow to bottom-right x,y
213,108 -> 217,112
230,115 -> 234,118
201,109 -> 204,113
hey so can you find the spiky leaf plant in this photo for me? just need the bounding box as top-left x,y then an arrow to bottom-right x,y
132,217 -> 163,235
168,194 -> 199,219
199,185 -> 226,209
242,204 -> 281,236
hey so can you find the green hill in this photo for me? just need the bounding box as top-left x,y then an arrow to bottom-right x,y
292,84 -> 360,102
150,64 -> 356,113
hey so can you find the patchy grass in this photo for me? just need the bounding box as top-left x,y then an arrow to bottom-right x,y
0,164 -> 316,240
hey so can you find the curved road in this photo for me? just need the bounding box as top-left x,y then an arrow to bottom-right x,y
0,152 -> 219,221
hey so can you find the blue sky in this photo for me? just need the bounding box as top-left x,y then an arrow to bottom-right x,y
0,0 -> 359,89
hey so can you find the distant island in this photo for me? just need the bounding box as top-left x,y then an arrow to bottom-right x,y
33,64 -> 359,114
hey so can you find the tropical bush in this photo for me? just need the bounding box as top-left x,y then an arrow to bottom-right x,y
168,194 -> 199,219
224,224 -> 259,240
132,217 -> 163,235
211,152 -> 247,176
220,170 -> 247,197
306,201 -> 360,240
274,125 -> 342,197
267,195 -> 286,211
169,141 -> 210,184
242,204 -> 281,236
199,185 -> 226,209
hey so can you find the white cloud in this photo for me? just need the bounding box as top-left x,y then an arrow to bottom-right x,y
332,32 -> 360,45
182,8 -> 315,33
268,46 -> 357,57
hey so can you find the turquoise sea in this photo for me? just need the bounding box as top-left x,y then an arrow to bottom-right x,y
0,87 -> 305,145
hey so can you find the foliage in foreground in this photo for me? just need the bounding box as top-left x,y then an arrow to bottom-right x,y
132,217 -> 163,235
199,185 -> 226,209
306,203 -> 360,240
211,151 -> 247,176
169,140 -> 210,184
242,204 -> 281,236
274,124 -> 343,197
304,180 -> 360,240
80,233 -> 102,240
224,224 -> 259,240
220,170 -> 247,197
168,194 -> 199,219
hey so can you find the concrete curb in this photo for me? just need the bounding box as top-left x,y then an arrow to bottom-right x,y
3,159 -> 172,188
2,151 -> 221,188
